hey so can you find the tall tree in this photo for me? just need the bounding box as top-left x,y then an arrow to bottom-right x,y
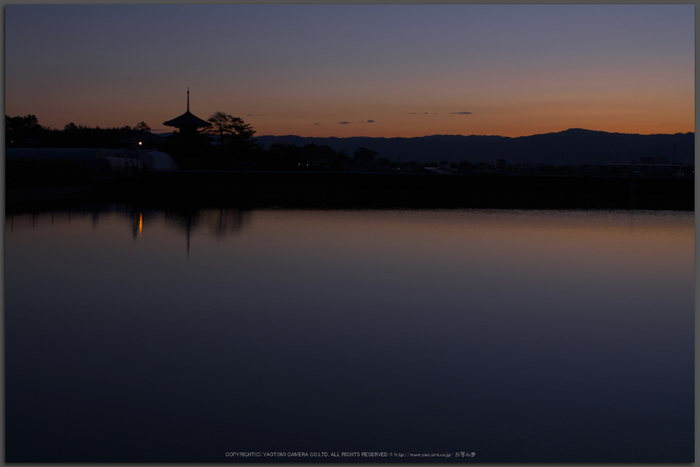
205,112 -> 255,147
134,121 -> 151,132
6,114 -> 44,146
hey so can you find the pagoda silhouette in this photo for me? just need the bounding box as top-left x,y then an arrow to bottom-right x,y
163,88 -> 211,138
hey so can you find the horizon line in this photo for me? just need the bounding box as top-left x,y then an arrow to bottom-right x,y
251,128 -> 696,139
142,127 -> 695,139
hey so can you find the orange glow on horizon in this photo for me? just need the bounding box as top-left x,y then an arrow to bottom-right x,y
9,82 -> 693,139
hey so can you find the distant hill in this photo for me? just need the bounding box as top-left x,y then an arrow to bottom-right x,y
255,129 -> 695,166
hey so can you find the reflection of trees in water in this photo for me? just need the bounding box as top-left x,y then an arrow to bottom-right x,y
203,208 -> 249,238
163,208 -> 250,239
6,204 -> 251,245
6,203 -> 114,232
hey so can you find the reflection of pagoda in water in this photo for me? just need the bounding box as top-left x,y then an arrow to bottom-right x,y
163,88 -> 211,138
163,207 -> 250,258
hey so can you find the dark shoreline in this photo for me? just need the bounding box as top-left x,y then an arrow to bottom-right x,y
6,171 -> 694,214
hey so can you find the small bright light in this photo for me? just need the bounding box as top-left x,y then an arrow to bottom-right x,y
138,141 -> 142,146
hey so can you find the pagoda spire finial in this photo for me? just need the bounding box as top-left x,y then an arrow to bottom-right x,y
187,87 -> 190,112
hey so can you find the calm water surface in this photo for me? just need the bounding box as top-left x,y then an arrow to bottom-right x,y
5,206 -> 694,462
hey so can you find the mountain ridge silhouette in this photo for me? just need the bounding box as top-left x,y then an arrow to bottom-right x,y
255,128 -> 694,166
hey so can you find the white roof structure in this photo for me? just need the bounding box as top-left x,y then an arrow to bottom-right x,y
97,157 -> 145,171
138,150 -> 176,170
7,147 -> 176,171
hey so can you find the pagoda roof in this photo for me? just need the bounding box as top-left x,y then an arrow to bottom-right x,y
163,111 -> 211,128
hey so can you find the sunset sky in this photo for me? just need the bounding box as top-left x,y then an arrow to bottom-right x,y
5,4 -> 694,138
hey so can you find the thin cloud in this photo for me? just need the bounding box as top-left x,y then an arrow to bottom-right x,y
449,111 -> 473,115
247,114 -> 267,117
314,123 -> 321,126
366,120 -> 375,123
338,121 -> 350,125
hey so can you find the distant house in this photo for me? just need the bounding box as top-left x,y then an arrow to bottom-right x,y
639,156 -> 668,164
424,167 -> 453,175
607,161 -> 682,175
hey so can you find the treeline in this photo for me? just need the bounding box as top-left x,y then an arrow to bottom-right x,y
6,114 -> 156,148
169,134 -> 386,172
6,114 -> 696,174
6,113 -> 392,172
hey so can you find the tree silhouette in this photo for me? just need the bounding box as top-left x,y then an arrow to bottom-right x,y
6,114 -> 44,146
264,143 -> 305,170
353,147 -> 377,163
135,121 -> 151,132
205,112 -> 255,147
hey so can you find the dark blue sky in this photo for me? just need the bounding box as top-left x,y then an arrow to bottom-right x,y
5,4 -> 694,137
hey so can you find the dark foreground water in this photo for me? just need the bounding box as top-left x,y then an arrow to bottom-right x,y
5,205 -> 694,462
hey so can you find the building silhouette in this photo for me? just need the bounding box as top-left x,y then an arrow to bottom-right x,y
163,88 -> 211,138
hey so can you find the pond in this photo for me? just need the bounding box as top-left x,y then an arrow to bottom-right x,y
5,205 -> 694,462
